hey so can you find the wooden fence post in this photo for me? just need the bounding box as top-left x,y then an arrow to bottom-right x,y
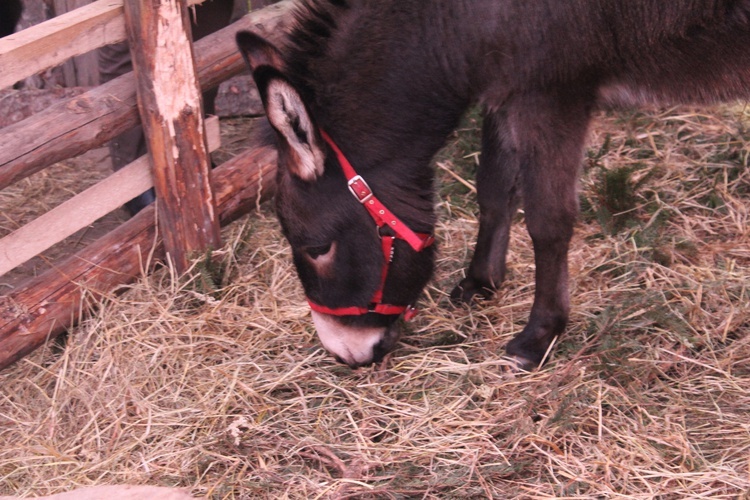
122,0 -> 221,273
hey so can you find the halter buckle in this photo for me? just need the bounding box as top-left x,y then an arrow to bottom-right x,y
403,306 -> 419,322
347,175 -> 373,203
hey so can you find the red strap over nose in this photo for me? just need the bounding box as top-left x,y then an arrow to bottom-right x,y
308,299 -> 413,317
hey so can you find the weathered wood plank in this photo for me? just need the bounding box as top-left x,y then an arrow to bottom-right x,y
0,117 -> 220,277
0,87 -> 89,128
0,0 -> 292,190
0,0 -> 208,90
124,0 -> 221,273
0,143 -> 278,371
0,74 -> 139,190
0,0 -> 123,91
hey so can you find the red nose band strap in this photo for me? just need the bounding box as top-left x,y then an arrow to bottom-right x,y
308,299 -> 413,317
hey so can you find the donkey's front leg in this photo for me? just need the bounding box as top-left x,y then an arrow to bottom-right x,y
451,110 -> 522,303
503,91 -> 594,370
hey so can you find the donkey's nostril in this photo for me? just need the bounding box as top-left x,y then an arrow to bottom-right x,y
333,355 -> 373,369
332,354 -> 371,369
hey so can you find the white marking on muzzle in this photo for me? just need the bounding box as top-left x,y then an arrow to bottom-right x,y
311,310 -> 385,367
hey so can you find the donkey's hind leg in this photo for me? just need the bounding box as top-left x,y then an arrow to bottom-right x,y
450,110 -> 522,303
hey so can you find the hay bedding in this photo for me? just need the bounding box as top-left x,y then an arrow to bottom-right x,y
1,106 -> 749,499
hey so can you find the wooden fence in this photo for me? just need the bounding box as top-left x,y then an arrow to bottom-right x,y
0,0 -> 292,370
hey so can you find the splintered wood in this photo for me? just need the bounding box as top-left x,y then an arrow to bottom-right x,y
123,0 -> 221,272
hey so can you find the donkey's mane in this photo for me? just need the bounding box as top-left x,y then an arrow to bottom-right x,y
283,0 -> 350,106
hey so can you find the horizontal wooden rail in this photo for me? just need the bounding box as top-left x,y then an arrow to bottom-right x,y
0,0 -> 206,90
0,1 -> 290,371
0,143 -> 278,371
0,0 -> 292,190
0,117 -> 221,277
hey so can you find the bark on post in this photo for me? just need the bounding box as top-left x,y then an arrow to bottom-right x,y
122,0 -> 221,273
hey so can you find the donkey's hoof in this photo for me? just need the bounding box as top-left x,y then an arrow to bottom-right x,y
503,355 -> 538,373
449,278 -> 495,305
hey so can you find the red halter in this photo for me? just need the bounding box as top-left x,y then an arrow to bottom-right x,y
307,130 -> 434,320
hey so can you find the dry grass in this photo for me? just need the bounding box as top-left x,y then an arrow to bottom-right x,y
1,105 -> 749,498
0,149 -> 128,288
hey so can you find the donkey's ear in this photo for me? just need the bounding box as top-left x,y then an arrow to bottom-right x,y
236,32 -> 325,181
262,77 -> 326,181
236,31 -> 284,72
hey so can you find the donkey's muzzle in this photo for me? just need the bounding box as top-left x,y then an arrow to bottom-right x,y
311,310 -> 401,367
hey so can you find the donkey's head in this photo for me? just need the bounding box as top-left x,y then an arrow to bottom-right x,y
237,31 -> 436,367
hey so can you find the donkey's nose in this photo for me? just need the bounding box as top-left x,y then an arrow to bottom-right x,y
332,340 -> 390,369
334,355 -> 372,369
311,310 -> 391,367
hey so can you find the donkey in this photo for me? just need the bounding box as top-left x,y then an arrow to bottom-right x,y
237,0 -> 750,370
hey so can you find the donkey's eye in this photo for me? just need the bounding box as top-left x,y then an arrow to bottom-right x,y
305,243 -> 333,259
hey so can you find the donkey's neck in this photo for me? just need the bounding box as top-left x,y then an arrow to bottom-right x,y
288,0 -> 473,175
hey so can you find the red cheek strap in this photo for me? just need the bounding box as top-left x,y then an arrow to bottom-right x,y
306,130 -> 434,320
321,130 -> 434,252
